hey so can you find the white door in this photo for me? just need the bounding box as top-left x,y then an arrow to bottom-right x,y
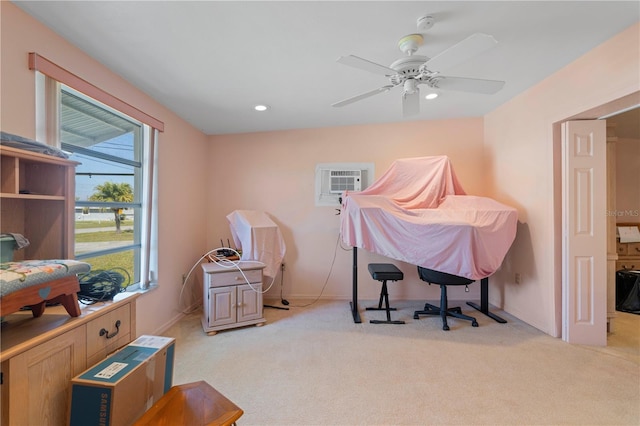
562,120 -> 607,345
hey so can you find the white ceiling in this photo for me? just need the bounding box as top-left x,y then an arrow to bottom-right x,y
15,1 -> 640,135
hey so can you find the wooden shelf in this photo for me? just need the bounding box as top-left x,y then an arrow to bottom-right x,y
0,146 -> 78,260
0,192 -> 66,201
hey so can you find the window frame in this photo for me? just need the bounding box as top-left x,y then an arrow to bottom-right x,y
31,53 -> 162,290
61,85 -> 145,285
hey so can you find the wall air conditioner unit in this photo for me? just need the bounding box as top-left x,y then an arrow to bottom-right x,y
315,162 -> 374,207
329,170 -> 361,193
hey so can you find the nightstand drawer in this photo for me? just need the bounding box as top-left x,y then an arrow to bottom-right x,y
207,269 -> 262,288
86,304 -> 131,362
617,243 -> 628,256
616,259 -> 640,271
628,243 -> 640,256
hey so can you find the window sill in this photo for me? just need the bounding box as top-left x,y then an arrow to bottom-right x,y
114,284 -> 158,301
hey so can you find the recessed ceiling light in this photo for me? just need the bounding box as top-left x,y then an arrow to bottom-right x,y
254,104 -> 269,111
425,93 -> 438,100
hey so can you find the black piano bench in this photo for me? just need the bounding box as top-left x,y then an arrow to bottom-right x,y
366,263 -> 405,324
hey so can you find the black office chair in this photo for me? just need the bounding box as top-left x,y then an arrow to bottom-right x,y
413,266 -> 478,330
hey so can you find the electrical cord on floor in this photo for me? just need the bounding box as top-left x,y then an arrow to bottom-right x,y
265,264 -> 289,310
178,247 -> 279,314
280,268 -> 289,306
286,231 -> 343,309
179,232 -> 346,312
178,247 -> 233,315
77,267 -> 130,305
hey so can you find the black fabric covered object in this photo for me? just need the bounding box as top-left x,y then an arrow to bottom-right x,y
616,270 -> 640,314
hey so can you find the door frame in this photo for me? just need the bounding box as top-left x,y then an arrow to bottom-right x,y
555,91 -> 640,343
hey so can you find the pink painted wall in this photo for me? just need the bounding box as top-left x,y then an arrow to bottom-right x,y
4,1 -> 637,338
484,22 -> 640,336
615,137 -> 640,221
208,119 -> 486,302
1,2 -> 210,335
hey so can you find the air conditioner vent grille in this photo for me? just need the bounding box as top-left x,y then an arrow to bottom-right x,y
330,170 -> 361,177
330,169 -> 361,193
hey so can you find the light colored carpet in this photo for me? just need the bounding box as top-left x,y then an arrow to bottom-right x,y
164,300 -> 639,425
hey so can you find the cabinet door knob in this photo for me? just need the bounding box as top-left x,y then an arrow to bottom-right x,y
99,320 -> 121,339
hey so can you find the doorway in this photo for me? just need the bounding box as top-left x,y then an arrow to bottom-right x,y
556,92 -> 639,347
605,107 -> 640,353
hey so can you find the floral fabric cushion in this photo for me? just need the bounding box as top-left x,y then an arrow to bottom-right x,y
0,260 -> 91,297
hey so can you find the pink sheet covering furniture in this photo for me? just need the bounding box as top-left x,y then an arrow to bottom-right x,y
340,156 -> 517,280
227,210 -> 286,280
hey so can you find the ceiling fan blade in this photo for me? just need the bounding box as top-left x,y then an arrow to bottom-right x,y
337,55 -> 397,76
434,76 -> 505,94
402,89 -> 420,117
332,85 -> 395,107
425,33 -> 498,72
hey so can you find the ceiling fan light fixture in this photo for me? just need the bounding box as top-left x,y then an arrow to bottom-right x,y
403,79 -> 418,94
425,92 -> 438,100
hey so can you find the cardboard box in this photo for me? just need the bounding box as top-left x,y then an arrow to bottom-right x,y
69,335 -> 175,426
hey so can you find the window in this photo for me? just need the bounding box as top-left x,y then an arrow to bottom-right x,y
61,86 -> 144,288
31,53 -> 162,291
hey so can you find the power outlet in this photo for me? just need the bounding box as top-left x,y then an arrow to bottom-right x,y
515,273 -> 521,284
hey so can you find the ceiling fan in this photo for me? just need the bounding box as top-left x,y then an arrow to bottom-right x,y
332,23 -> 506,117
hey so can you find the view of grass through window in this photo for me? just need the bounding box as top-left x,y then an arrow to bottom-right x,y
61,85 -> 144,290
75,218 -> 135,286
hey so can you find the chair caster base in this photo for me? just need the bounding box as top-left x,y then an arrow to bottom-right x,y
414,307 -> 478,330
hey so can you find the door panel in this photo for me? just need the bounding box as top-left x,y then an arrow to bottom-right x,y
208,286 -> 236,327
562,120 -> 607,345
237,284 -> 262,322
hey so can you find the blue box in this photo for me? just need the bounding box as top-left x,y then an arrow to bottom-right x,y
69,335 -> 175,426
